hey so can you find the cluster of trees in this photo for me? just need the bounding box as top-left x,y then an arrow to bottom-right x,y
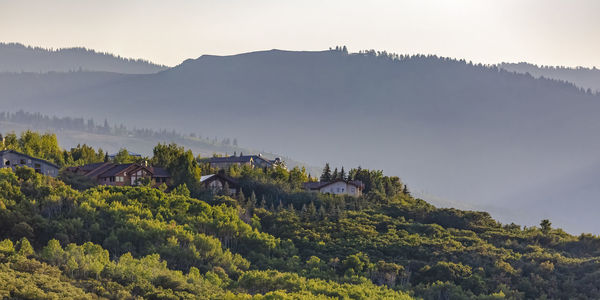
5,133 -> 600,298
0,111 -> 240,148
0,164 -> 411,299
320,163 -> 408,196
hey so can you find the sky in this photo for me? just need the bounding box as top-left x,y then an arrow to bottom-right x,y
1,0 -> 599,67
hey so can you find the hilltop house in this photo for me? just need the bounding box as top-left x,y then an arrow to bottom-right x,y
303,180 -> 364,197
200,173 -> 239,194
67,162 -> 170,187
199,154 -> 286,170
0,150 -> 59,177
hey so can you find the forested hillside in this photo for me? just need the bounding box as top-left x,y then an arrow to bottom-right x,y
499,62 -> 600,92
3,133 -> 600,299
2,48 -> 600,232
0,43 -> 166,74
0,112 -> 316,175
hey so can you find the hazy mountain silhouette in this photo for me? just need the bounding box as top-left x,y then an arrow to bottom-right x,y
1,49 -> 600,233
0,43 -> 167,74
500,62 -> 600,93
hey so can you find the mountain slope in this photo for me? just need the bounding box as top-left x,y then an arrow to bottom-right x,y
1,49 -> 600,233
0,43 -> 167,74
499,62 -> 600,92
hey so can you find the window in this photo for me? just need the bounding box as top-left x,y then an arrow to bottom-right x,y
5,160 -> 9,166
20,159 -> 26,164
110,176 -> 115,182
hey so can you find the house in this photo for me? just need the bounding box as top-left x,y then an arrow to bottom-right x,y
199,154 -> 286,170
303,180 -> 364,197
200,173 -> 239,194
0,149 -> 59,177
68,162 -> 170,187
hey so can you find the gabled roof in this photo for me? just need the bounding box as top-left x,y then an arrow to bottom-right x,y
81,162 -> 170,179
200,155 -> 277,165
148,166 -> 170,177
200,173 -> 237,186
0,149 -> 60,169
200,156 -> 254,164
84,162 -> 115,178
98,164 -> 133,177
303,180 -> 365,190
79,162 -> 106,172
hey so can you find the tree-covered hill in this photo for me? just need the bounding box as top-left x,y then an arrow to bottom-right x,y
2,134 -> 600,298
2,48 -> 600,232
499,62 -> 600,93
0,42 -> 167,74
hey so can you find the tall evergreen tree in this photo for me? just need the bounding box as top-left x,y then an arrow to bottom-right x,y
340,167 -> 346,181
320,163 -> 332,182
332,168 -> 339,181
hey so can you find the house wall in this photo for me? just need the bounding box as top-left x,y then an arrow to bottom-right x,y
318,181 -> 361,197
0,152 -> 59,177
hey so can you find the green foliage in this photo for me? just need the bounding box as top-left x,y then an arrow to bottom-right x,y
112,148 -> 136,164
5,135 -> 600,298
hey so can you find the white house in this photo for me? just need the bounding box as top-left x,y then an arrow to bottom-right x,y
303,180 -> 364,197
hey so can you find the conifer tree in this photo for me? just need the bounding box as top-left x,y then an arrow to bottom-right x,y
237,188 -> 246,205
308,201 -> 317,219
332,168 -> 339,181
320,163 -> 332,182
402,185 -> 410,196
340,167 -> 346,181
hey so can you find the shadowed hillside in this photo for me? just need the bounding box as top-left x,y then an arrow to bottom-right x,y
500,62 -> 600,92
0,43 -> 167,74
1,49 -> 600,233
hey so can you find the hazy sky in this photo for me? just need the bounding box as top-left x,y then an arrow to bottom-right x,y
1,0 -> 599,67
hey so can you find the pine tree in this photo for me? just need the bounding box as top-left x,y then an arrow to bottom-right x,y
340,167 -> 346,181
308,201 -> 317,219
402,185 -> 410,196
332,168 -> 339,181
260,195 -> 267,209
320,163 -> 332,182
318,205 -> 327,220
237,188 -> 246,205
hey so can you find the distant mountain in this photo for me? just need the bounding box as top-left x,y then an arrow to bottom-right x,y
499,62 -> 600,92
2,49 -> 600,233
0,43 -> 167,74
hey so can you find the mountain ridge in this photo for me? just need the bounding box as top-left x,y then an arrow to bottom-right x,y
0,42 -> 167,74
2,48 -> 600,233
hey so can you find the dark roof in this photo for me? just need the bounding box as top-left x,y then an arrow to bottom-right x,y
303,180 -> 365,190
84,162 -> 115,178
303,181 -> 328,190
200,173 -> 237,186
200,155 -> 279,166
149,166 -> 170,177
77,162 -> 171,178
80,162 -> 106,172
98,164 -> 133,177
200,156 -> 254,164
0,149 -> 60,169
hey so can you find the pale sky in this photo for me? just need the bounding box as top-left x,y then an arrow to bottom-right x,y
1,0 -> 599,67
